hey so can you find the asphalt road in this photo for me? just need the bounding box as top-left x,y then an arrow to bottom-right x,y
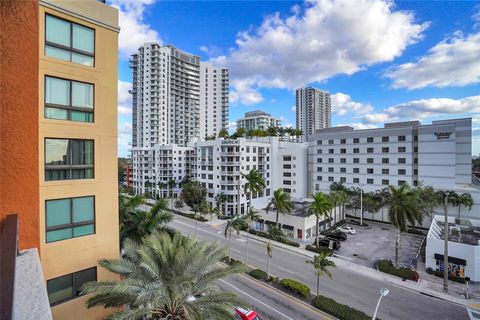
169,214 -> 470,320
219,273 -> 331,320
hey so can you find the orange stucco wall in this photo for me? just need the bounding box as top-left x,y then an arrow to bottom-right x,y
0,0 -> 40,250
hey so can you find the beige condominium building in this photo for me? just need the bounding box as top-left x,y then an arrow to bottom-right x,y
38,0 -> 119,318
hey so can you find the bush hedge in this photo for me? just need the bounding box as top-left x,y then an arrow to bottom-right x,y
249,269 -> 268,280
248,229 -> 301,247
280,278 -> 310,298
172,210 -> 208,222
426,267 -> 433,274
377,260 -> 418,282
305,245 -> 333,256
311,295 -> 374,320
433,270 -> 466,284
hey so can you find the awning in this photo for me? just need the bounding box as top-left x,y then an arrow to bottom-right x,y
282,224 -> 294,231
434,253 -> 467,266
265,220 -> 276,225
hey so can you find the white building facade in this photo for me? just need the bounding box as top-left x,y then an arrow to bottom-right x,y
296,87 -> 331,142
236,110 -> 281,131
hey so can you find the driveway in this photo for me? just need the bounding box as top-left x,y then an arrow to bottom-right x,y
333,221 -> 425,268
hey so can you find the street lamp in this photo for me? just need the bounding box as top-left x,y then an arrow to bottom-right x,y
443,191 -> 450,294
372,288 -> 389,320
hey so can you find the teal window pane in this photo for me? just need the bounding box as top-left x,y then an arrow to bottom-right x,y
45,107 -> 68,120
72,53 -> 94,66
46,199 -> 71,227
73,224 -> 94,237
47,274 -> 73,305
45,77 -> 70,106
85,141 -> 94,164
71,111 -> 92,122
47,228 -> 73,243
85,168 -> 94,179
45,46 -> 70,61
72,24 -> 94,53
73,197 -> 94,222
45,139 -> 69,166
72,82 -> 93,108
46,15 -> 70,47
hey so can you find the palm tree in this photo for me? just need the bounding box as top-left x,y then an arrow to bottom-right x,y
266,188 -> 294,228
457,193 -> 474,220
305,252 -> 336,296
242,169 -> 266,217
167,178 -> 176,198
266,240 -> 273,278
218,128 -> 230,138
385,184 -> 423,267
120,198 -> 172,246
328,191 -> 340,227
174,199 -> 184,211
336,190 -> 348,221
215,192 -> 228,217
375,188 -> 390,222
224,217 -> 247,263
244,206 -> 261,264
157,181 -> 167,198
82,232 -> 245,320
308,192 -> 332,249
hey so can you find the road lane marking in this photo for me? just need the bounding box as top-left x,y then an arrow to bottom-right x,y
218,278 -> 295,320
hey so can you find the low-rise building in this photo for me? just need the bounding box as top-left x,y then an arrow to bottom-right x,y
236,110 -> 281,131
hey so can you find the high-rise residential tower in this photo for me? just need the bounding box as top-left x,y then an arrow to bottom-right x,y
199,62 -> 229,138
236,110 -> 281,131
1,0 -> 120,319
296,87 -> 331,142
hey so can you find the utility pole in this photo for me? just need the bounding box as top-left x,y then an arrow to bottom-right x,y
360,188 -> 363,226
237,175 -> 241,217
443,192 -> 449,293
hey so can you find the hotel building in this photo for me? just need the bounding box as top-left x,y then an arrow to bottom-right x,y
1,0 -> 120,319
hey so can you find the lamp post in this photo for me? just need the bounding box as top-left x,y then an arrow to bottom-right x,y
443,191 -> 450,294
372,288 -> 389,320
360,188 -> 363,226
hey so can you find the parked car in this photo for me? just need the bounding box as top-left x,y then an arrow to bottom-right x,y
337,225 -> 356,235
235,307 -> 261,320
314,238 -> 341,250
324,231 -> 347,241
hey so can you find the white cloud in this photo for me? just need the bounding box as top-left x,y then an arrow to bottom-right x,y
118,80 -> 132,115
385,32 -> 480,89
362,95 -> 480,124
473,5 -> 480,30
291,105 -> 296,112
336,122 -> 379,130
118,122 -> 132,156
110,0 -> 161,59
331,93 -> 373,116
279,115 -> 294,128
212,0 -> 427,104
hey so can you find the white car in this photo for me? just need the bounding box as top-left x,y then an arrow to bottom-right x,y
337,225 -> 356,235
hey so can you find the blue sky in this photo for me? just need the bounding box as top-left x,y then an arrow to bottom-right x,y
113,0 -> 480,157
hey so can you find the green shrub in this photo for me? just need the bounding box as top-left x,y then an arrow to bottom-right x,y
249,269 -> 268,280
432,270 -> 465,284
426,267 -> 433,275
305,245 -> 333,256
248,229 -> 300,247
311,295 -> 374,320
377,260 -> 418,281
280,278 -> 310,298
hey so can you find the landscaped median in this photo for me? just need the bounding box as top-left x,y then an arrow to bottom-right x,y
312,295 -> 374,320
376,259 -> 419,282
248,228 -> 301,247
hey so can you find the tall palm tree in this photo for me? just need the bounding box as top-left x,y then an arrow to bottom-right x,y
328,191 -> 340,226
308,192 -> 332,249
375,188 -> 390,222
266,240 -> 273,278
385,184 -> 423,267
242,169 -> 266,217
457,193 -> 474,220
224,217 -> 247,263
305,252 -> 336,296
215,192 -> 228,217
157,181 -> 167,198
266,188 -> 294,228
244,206 -> 261,264
167,178 -> 176,198
120,198 -> 172,246
82,232 -> 245,320
336,190 -> 348,221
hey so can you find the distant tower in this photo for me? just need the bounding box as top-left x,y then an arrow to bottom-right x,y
296,87 -> 331,142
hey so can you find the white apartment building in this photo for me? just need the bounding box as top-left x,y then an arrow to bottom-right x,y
236,110 -> 281,131
199,62 -> 229,138
131,144 -> 196,197
296,87 -> 331,142
308,118 -> 480,219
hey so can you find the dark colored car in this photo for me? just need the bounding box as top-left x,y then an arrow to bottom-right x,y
313,238 -> 341,250
324,231 -> 347,241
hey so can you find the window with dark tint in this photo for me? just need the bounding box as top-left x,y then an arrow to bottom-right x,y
328,176 -> 334,182
45,76 -> 93,122
328,167 -> 334,173
382,179 -> 389,185
47,267 -> 96,306
340,158 -> 346,163
398,169 -> 406,175
367,137 -> 374,143
382,158 -> 389,164
382,147 -> 389,153
317,176 -> 323,181
283,172 -> 291,177
45,15 -> 95,66
340,167 -> 346,173
329,149 -> 334,154
367,178 -> 374,184
353,158 -> 360,163
367,158 -> 374,164
353,138 -> 359,144
367,148 -> 374,153
398,158 -> 406,164
316,158 -> 322,163
382,136 -> 389,142
340,139 -> 346,144
46,196 -> 95,243
328,139 -> 334,145
328,158 -> 334,163
398,180 -> 406,185
382,169 -> 389,174
353,148 -> 359,154
398,135 -> 406,142
317,140 -> 322,145
340,177 -> 346,183
340,148 -> 346,154
317,149 -> 322,154
353,178 -> 359,183
398,147 -> 406,153
283,164 -> 291,169
353,168 -> 360,173
367,168 -> 374,174
45,138 -> 94,181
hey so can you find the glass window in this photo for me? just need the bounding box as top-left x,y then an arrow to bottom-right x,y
46,196 -> 95,243
45,15 -> 95,66
45,76 -> 93,122
45,138 -> 94,181
47,267 -> 96,306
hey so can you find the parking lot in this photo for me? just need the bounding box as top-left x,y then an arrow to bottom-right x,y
332,221 -> 425,268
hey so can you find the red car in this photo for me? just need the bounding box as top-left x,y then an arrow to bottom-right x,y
235,307 -> 261,320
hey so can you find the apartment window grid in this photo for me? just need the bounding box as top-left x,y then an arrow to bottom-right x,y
45,196 -> 95,243
45,76 -> 94,122
47,267 -> 97,306
45,14 -> 95,66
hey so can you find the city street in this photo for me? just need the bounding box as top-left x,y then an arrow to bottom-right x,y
168,214 -> 471,320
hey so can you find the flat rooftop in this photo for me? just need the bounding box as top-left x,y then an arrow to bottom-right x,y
431,215 -> 480,246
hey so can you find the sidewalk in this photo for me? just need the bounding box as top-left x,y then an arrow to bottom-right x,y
235,227 -> 480,310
